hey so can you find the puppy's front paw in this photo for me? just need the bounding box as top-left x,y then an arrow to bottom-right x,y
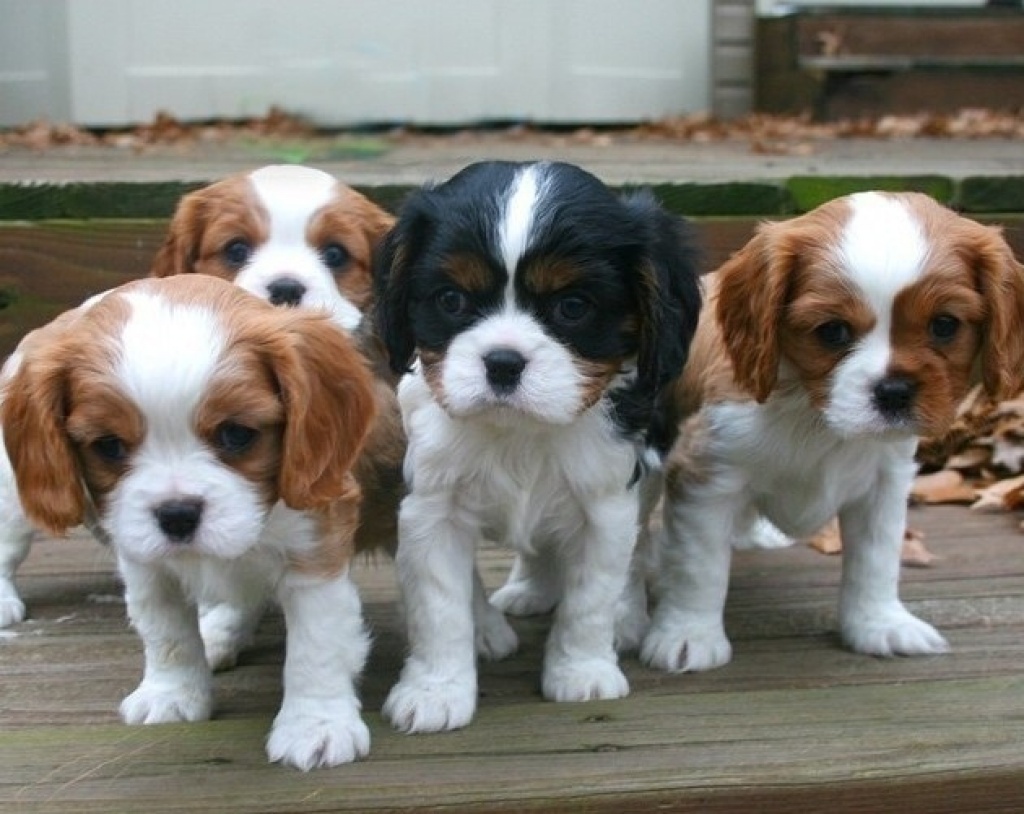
267,703 -> 370,770
0,594 -> 25,627
383,672 -> 476,733
120,679 -> 213,724
542,658 -> 629,703
641,615 -> 732,673
841,605 -> 950,657
199,603 -> 258,672
475,605 -> 519,661
490,578 -> 559,617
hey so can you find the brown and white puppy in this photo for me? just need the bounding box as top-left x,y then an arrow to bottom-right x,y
152,163 -> 394,334
0,165 -> 405,651
1,274 -> 384,769
642,191 -> 1024,672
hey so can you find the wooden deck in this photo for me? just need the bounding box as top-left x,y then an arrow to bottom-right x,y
2,504 -> 1024,813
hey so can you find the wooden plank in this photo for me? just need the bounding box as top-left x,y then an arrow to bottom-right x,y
795,13 -> 1024,60
3,214 -> 1023,359
2,505 -> 1024,812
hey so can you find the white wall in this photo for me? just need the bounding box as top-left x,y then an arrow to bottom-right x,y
0,0 -> 712,127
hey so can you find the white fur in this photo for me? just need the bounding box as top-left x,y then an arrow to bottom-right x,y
383,367 -> 638,733
440,310 -> 588,424
643,193 -> 950,673
239,165 -> 363,332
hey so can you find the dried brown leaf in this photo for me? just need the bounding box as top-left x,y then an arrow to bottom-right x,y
910,469 -> 976,505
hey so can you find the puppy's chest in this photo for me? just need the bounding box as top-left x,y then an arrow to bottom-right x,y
414,412 -> 635,548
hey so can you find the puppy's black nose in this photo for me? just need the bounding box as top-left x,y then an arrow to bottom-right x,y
267,278 -> 307,307
873,376 -> 917,416
154,498 -> 204,542
483,348 -> 527,393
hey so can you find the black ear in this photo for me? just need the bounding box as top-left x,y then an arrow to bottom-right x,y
372,194 -> 438,375
624,191 -> 703,397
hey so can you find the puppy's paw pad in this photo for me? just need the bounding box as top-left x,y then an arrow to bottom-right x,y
641,619 -> 732,673
383,677 -> 476,733
843,609 -> 949,657
0,596 -> 26,628
475,608 -> 519,661
267,711 -> 370,769
490,580 -> 558,617
542,659 -> 629,703
120,682 -> 212,724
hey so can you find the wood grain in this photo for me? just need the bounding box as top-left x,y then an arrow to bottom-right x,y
2,506 -> 1024,812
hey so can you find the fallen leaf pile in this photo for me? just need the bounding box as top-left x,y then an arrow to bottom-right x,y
914,384 -> 1024,530
2,107 -> 1024,155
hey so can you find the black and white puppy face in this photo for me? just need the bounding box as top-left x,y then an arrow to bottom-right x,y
376,161 -> 701,436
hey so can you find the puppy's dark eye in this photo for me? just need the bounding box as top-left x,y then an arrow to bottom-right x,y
929,314 -> 961,343
321,243 -> 349,270
215,421 -> 259,456
814,320 -> 853,350
553,295 -> 592,326
436,288 -> 470,316
91,435 -> 128,463
223,239 -> 252,268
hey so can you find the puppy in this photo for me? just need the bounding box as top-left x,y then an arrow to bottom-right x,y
642,191 -> 1024,672
0,164 -> 402,637
375,160 -> 701,732
2,275 -> 381,769
152,163 -> 394,333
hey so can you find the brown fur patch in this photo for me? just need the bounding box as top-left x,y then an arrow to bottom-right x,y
443,254 -> 494,293
524,258 -> 584,294
307,185 -> 395,311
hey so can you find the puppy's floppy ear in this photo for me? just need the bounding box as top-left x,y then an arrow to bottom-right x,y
151,186 -> 206,278
967,221 -> 1024,401
372,193 -> 438,375
1,344 -> 87,535
269,312 -> 377,510
623,191 -> 703,395
716,220 -> 794,403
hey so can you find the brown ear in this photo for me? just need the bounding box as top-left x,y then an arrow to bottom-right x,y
970,223 -> 1024,401
716,222 -> 795,403
1,348 -> 87,535
270,313 -> 378,510
150,188 -> 206,277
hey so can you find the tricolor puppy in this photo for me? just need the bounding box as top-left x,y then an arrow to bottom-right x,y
642,192 -> 1024,673
152,163 -> 394,333
376,160 -> 701,732
1,275 -> 381,769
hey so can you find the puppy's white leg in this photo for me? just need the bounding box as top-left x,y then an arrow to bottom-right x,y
473,565 -> 518,661
198,597 -> 266,672
118,557 -> 213,724
266,568 -> 371,770
838,473 -> 949,657
541,492 -> 635,703
615,467 -> 662,652
0,455 -> 33,627
0,523 -> 32,628
383,494 -> 478,733
489,548 -> 561,617
642,490 -> 735,673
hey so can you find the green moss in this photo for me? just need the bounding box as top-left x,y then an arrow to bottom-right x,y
787,176 -> 955,213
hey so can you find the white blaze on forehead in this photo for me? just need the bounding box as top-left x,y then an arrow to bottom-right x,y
117,291 -> 224,420
498,165 -> 545,288
249,164 -> 337,243
839,192 -> 929,317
